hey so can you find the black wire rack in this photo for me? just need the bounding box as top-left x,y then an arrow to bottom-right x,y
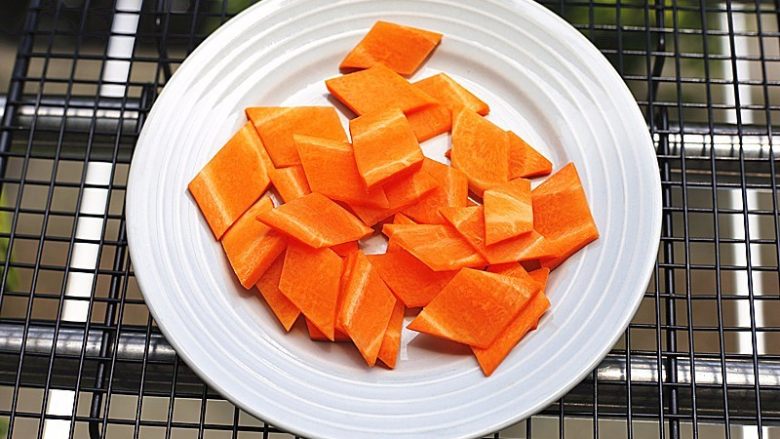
0,1 -> 778,438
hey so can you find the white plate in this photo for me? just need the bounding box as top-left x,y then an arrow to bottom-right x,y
126,1 -> 661,438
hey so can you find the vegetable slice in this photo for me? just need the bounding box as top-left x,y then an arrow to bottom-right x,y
415,73 -> 489,115
532,163 -> 599,269
306,319 -> 351,342
221,197 -> 286,288
256,253 -> 299,331
350,108 -> 424,189
451,110 -> 510,195
508,131 -> 552,179
407,268 -> 536,348
487,262 -> 541,290
401,158 -> 468,224
245,107 -> 347,167
406,104 -> 450,142
258,193 -> 373,248
188,122 -> 271,239
279,243 -> 343,340
331,241 -> 359,257
349,167 -> 438,226
326,64 -> 436,116
483,178 -> 533,245
338,252 -> 397,366
294,135 -> 389,208
340,21 -> 442,76
387,223 -> 487,271
439,206 -> 552,264
368,245 -> 457,307
377,301 -> 405,368
268,166 -> 311,202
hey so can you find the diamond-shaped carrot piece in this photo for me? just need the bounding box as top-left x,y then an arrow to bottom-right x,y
472,267 -> 550,376
508,131 -> 552,179
532,163 -> 599,269
338,252 -> 397,366
368,245 -> 457,307
451,110 -> 510,195
306,319 -> 351,342
340,21 -> 442,76
257,193 -> 372,248
350,108 -> 424,189
402,159 -> 468,224
255,253 -> 299,331
294,135 -> 389,208
326,64 -> 436,116
487,262 -> 542,290
406,104 -> 451,142
245,107 -> 347,167
381,213 -> 417,241
386,223 -> 486,271
268,166 -> 310,202
279,243 -> 343,340
439,206 -> 553,264
188,122 -> 271,239
416,73 -> 489,115
221,197 -> 286,288
350,167 -> 438,226
377,301 -> 405,369
407,268 -> 536,348
483,178 -> 533,245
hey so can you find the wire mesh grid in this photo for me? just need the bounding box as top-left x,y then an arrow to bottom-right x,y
0,0 -> 778,438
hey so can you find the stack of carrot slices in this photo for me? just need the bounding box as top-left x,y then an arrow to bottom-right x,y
188,21 -> 599,376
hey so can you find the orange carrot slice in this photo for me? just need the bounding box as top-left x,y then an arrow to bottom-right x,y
258,193 -> 373,248
368,245 -> 457,307
294,135 -> 389,208
256,253 -> 299,331
221,197 -> 286,288
532,163 -> 599,269
340,21 -> 442,76
508,131 -> 552,179
401,159 -> 468,224
377,301 -> 405,368
416,73 -> 489,115
245,107 -> 347,167
268,166 -> 311,202
306,319 -> 351,342
386,223 -> 487,271
529,267 -> 551,290
439,206 -> 552,264
487,262 -> 542,290
349,167 -> 438,226
451,110 -> 510,195
472,291 -> 549,376
393,213 -> 417,225
407,268 -> 536,348
279,243 -> 343,340
331,241 -> 359,257
483,178 -> 533,245
188,122 -> 271,239
349,108 -> 424,189
406,104 -> 451,142
338,252 -> 397,366
326,64 -> 436,116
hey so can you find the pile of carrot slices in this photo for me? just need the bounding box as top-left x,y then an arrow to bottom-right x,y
188,21 -> 599,376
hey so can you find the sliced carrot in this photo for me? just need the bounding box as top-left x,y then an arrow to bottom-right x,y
349,108 -> 424,189
407,268 -> 536,348
483,178 -> 533,245
529,268 -> 551,292
451,110 -> 510,195
401,158 -> 468,224
279,243 -> 343,340
406,104 -> 451,142
350,167 -> 438,226
415,73 -> 489,115
188,122 -> 271,239
368,245 -> 457,307
386,223 -> 487,271
268,166 -> 311,202
335,250 -> 359,335
326,64 -> 436,116
532,163 -> 599,269
377,301 -> 405,368
331,241 -> 359,257
439,206 -> 552,264
508,131 -> 552,179
393,213 -> 417,225
487,262 -> 542,291
338,252 -> 397,366
258,193 -> 373,248
306,319 -> 351,342
245,107 -> 347,167
294,135 -> 389,208
255,253 -> 299,331
340,21 -> 442,76
221,197 -> 286,288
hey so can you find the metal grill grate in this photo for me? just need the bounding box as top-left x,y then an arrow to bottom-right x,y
0,1 -> 778,438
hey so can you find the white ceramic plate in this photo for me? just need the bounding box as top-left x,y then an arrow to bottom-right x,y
126,1 -> 661,438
